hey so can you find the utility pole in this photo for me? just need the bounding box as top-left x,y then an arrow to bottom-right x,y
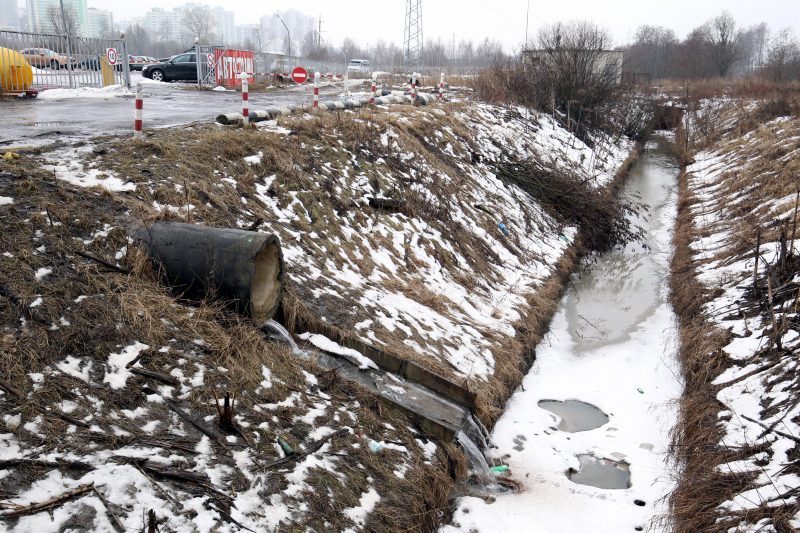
317,15 -> 322,49
525,0 -> 530,49
403,0 -> 422,69
58,0 -> 74,88
275,14 -> 290,58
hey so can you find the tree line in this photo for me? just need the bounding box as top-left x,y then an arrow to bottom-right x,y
625,11 -> 800,81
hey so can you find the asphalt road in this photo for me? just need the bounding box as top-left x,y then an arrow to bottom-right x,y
0,77 -> 350,147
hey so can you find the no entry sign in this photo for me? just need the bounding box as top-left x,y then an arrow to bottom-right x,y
291,67 -> 309,84
106,48 -> 118,65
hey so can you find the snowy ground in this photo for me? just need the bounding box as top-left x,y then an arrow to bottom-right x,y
445,142 -> 682,532
678,109 -> 800,531
0,102 -> 637,531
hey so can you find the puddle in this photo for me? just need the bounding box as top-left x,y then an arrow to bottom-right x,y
567,454 -> 631,489
538,399 -> 609,432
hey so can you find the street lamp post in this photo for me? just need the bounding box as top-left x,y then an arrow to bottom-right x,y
275,14 -> 291,58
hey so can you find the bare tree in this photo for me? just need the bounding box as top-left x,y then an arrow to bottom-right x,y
127,24 -> 152,55
534,21 -> 622,114
766,28 -> 800,81
181,5 -> 216,46
624,25 -> 678,80
47,5 -> 78,36
253,23 -> 265,53
706,11 -> 741,76
739,22 -> 770,71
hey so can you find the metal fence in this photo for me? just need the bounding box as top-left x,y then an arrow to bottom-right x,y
192,46 -> 344,88
254,53 -> 341,79
0,29 -> 130,93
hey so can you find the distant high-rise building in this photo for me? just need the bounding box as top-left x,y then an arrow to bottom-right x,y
211,6 -> 234,46
0,0 -> 19,30
25,0 -> 87,35
139,7 -> 180,42
235,23 -> 259,49
86,6 -> 112,37
137,4 -> 234,45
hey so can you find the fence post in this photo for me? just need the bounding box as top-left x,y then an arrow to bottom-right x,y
63,35 -> 74,89
134,82 -> 143,140
240,72 -> 249,127
370,72 -> 377,105
195,40 -> 202,88
313,71 -> 320,110
120,33 -> 131,88
344,70 -> 349,101
439,72 -> 445,100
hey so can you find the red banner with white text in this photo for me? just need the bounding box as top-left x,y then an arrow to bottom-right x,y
214,49 -> 255,87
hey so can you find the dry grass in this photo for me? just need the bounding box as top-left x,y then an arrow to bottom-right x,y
1,100 -> 645,530
667,104 -> 800,531
656,78 -> 800,102
0,127 -> 459,532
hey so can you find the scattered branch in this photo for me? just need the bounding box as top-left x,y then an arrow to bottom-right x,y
0,482 -> 93,518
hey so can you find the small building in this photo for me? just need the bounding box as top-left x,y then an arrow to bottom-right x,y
523,48 -> 624,85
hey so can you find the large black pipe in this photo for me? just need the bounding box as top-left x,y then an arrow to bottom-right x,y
135,222 -> 284,323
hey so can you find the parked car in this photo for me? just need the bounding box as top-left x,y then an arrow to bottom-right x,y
74,54 -> 125,72
347,59 -> 370,74
141,53 -> 197,82
20,48 -> 71,69
128,55 -> 149,71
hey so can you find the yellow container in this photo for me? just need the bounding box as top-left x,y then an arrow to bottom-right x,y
0,47 -> 34,93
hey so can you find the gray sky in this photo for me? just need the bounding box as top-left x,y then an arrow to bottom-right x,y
92,0 -> 800,49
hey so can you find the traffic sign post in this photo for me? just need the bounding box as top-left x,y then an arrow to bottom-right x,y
291,67 -> 308,85
106,47 -> 118,66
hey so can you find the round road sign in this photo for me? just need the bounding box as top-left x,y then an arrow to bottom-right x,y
291,66 -> 309,84
106,47 -> 118,65
207,53 -> 214,68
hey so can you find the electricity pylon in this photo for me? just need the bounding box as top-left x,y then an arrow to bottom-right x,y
403,0 -> 423,68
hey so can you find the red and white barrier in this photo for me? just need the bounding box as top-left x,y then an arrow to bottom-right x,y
370,73 -> 377,105
439,72 -> 445,100
313,71 -> 320,109
411,72 -> 418,103
240,72 -> 249,127
133,82 -> 143,140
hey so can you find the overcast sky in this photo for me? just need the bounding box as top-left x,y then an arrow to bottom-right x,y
91,0 -> 800,50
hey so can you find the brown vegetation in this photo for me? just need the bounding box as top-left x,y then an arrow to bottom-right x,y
667,98 -> 800,531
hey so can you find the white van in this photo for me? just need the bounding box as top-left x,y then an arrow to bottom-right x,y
347,59 -> 370,73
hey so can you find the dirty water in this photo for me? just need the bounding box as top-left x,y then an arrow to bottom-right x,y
568,454 -> 631,489
538,399 -> 609,432
444,137 -> 682,532
563,141 -> 678,352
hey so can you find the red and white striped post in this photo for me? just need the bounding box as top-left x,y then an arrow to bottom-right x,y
411,72 -> 418,103
133,81 -> 143,140
370,72 -> 377,105
439,72 -> 445,100
240,72 -> 249,127
313,71 -> 320,109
